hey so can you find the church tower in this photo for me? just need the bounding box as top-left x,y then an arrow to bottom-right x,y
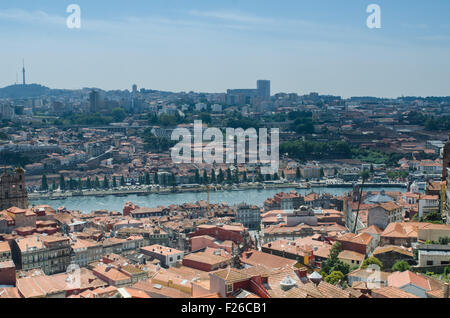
0,167 -> 29,210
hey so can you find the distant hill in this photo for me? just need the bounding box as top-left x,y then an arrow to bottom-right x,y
0,84 -> 51,99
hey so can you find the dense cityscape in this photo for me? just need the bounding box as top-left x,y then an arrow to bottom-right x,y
0,74 -> 449,300
0,0 -> 449,307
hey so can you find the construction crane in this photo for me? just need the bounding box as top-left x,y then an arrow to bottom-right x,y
352,172 -> 369,233
206,184 -> 211,215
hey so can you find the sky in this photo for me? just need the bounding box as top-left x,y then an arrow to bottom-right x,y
1,0 -> 450,98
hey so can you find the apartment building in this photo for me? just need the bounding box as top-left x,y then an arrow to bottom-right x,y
11,235 -> 71,275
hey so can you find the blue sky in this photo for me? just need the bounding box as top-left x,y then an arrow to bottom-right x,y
1,0 -> 450,97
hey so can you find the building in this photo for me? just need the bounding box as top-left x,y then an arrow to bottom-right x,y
338,250 -> 365,267
336,232 -> 374,256
235,203 -> 261,230
286,206 -> 318,227
347,268 -> 389,288
0,241 -> 11,261
261,239 -> 313,266
10,235 -> 71,275
379,222 -> 419,247
368,201 -> 403,230
140,244 -> 184,268
264,192 -> 304,211
89,90 -> 100,113
372,245 -> 415,270
70,238 -> 103,267
182,250 -> 230,272
418,195 -> 439,218
0,168 -> 29,210
190,224 -> 247,244
387,270 -> 433,298
416,244 -> 450,268
257,80 -> 271,98
92,264 -> 132,287
0,260 -> 15,286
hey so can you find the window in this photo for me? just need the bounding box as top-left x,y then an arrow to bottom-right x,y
441,261 -> 449,265
427,260 -> 433,266
226,284 -> 233,293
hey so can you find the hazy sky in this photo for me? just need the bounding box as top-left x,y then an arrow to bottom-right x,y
1,0 -> 450,98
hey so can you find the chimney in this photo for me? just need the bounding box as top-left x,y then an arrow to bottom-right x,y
444,283 -> 450,299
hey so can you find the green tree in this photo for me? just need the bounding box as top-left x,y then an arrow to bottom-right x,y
41,174 -> 48,191
321,242 -> 350,276
296,167 -> 301,180
120,175 -> 125,186
392,260 -> 411,272
111,107 -> 126,122
145,172 -> 151,185
154,172 -> 159,185
438,237 -> 450,245
203,169 -> 209,184
59,174 -> 66,190
86,177 -> 92,189
226,168 -> 232,184
94,176 -> 100,189
324,271 -> 345,285
360,170 -> 370,182
211,169 -> 216,184
51,178 -> 57,191
218,169 -> 224,184
361,256 -> 383,270
233,169 -> 239,184
103,176 -> 109,189
112,176 -> 117,188
169,173 -> 176,189
69,178 -> 76,190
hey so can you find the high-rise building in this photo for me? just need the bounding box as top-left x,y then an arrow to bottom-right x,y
257,80 -> 271,98
89,90 -> 100,113
132,84 -> 138,94
226,80 -> 271,105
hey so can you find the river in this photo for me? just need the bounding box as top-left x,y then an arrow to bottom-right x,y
29,186 -> 406,214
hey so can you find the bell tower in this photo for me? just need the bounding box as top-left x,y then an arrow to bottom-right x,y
0,167 -> 29,210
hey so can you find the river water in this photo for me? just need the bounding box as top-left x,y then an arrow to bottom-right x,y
30,186 -> 406,214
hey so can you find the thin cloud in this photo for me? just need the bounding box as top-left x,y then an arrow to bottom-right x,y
0,9 -> 65,26
188,9 -> 274,24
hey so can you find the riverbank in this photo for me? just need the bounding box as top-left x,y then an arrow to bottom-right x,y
29,185 -> 408,214
29,181 -> 407,201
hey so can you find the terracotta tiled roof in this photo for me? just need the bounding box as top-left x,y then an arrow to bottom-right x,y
373,245 -> 414,257
240,250 -> 296,269
372,286 -> 419,298
338,250 -> 365,262
388,271 -> 431,291
211,267 -> 250,283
